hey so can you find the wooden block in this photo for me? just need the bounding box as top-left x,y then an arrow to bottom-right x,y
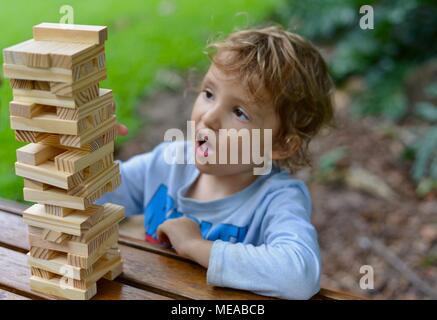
11,113 -> 82,135
56,88 -> 112,119
23,164 -> 120,210
15,161 -> 85,190
33,23 -> 107,45
29,223 -> 120,257
44,205 -> 74,217
28,251 -> 121,283
68,258 -> 122,290
26,51 -> 51,68
16,143 -> 63,166
3,63 -> 73,83
30,275 -> 97,300
13,123 -> 116,152
54,142 -> 114,174
67,232 -> 118,269
41,229 -> 72,244
71,203 -> 124,243
15,129 -> 115,154
31,266 -> 55,280
24,179 -> 49,191
15,130 -> 37,143
11,95 -> 112,136
28,203 -> 124,246
13,85 -> 99,108
49,68 -> 106,98
23,204 -> 105,236
29,246 -> 58,260
9,101 -> 44,118
10,79 -> 34,90
103,260 -> 123,280
34,80 -> 51,91
3,38 -> 100,69
28,252 -> 93,281
4,63 -> 105,89
59,115 -> 116,148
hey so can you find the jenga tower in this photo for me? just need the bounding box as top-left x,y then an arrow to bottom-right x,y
2,23 -> 124,300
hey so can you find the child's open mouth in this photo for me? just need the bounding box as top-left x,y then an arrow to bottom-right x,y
196,135 -> 210,157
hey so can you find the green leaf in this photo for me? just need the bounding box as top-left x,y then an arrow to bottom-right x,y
415,102 -> 437,122
411,127 -> 437,182
425,83 -> 437,98
318,147 -> 348,173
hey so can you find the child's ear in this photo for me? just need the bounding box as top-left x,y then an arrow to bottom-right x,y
271,135 -> 301,160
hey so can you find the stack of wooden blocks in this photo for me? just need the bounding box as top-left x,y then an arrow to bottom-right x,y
2,23 -> 125,300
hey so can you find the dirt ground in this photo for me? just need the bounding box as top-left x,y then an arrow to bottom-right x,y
116,73 -> 437,300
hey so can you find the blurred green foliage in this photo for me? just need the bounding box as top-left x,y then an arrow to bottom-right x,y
0,0 -> 278,201
275,0 -> 437,194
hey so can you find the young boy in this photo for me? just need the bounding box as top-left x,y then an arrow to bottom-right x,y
98,25 -> 334,299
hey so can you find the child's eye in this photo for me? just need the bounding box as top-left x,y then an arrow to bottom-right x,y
233,107 -> 250,121
203,89 -> 214,100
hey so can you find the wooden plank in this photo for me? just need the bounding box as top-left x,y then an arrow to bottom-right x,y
57,88 -> 112,119
13,85 -> 99,109
27,204 -> 124,256
4,63 -> 105,94
24,204 -> 104,236
9,101 -> 44,118
16,143 -> 63,166
23,163 -> 120,209
0,246 -> 168,300
3,63 -> 72,82
3,38 -> 98,69
11,114 -> 80,135
30,275 -> 96,300
0,209 -> 270,299
29,252 -> 122,300
44,205 -> 74,217
49,60 -> 106,97
27,249 -> 119,281
24,179 -> 49,191
33,23 -> 107,45
0,288 -> 30,300
15,161 -> 84,190
0,208 -> 361,300
55,142 -> 114,174
59,115 -> 116,148
28,251 -> 122,287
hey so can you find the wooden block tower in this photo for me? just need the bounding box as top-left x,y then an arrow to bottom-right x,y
2,23 -> 125,300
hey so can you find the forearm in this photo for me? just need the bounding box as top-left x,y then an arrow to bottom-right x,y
207,241 -> 321,299
184,239 -> 214,268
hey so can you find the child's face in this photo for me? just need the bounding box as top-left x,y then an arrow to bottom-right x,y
191,62 -> 280,176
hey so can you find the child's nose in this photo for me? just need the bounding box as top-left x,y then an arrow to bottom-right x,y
202,105 -> 222,131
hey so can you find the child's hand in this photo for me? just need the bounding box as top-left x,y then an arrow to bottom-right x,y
156,217 -> 203,258
117,123 -> 129,136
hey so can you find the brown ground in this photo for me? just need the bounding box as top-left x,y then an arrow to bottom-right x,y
116,73 -> 437,300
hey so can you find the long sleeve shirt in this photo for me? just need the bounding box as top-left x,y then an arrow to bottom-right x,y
97,140 -> 321,299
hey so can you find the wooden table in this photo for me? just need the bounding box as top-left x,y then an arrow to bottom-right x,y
0,198 -> 360,300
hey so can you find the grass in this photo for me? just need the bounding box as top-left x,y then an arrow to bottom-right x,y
0,0 -> 280,201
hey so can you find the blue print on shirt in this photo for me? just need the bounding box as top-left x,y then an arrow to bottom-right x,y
144,184 -> 248,243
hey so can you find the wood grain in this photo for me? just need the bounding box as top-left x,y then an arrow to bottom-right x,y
0,288 -> 30,300
0,203 -> 364,300
0,245 -> 168,300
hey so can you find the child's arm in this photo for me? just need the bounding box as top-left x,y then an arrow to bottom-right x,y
204,190 -> 320,300
96,152 -> 150,216
156,188 -> 321,300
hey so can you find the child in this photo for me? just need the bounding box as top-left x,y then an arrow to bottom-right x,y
98,25 -> 334,299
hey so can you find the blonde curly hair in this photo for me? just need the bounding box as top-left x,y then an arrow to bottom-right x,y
205,25 -> 335,173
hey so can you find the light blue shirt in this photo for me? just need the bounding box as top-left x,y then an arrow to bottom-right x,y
97,140 -> 321,299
